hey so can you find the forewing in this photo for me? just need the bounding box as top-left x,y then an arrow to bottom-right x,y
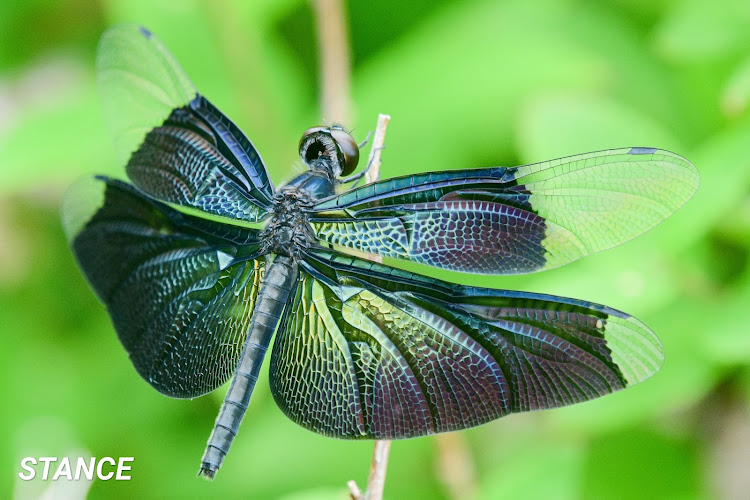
62,177 -> 266,398
97,24 -> 274,222
268,248 -> 662,439
310,148 -> 699,274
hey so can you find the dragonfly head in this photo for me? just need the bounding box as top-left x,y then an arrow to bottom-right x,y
299,125 -> 359,177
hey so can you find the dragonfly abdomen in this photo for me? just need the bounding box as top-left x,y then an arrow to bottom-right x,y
199,255 -> 298,479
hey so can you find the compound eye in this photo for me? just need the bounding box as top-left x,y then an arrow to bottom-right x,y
299,127 -> 327,157
301,126 -> 327,138
330,129 -> 359,176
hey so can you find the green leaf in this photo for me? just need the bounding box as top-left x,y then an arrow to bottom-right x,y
516,92 -> 683,161
654,0 -> 750,62
583,428 -> 704,499
479,441 -> 582,500
721,55 -> 750,117
0,80 -> 113,192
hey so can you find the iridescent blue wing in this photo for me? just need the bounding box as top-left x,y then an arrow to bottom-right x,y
61,177 -> 266,398
269,248 -> 662,439
309,148 -> 699,274
97,24 -> 274,223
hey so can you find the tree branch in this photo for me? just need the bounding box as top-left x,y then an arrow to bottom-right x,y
348,113 -> 391,500
312,0 -> 353,125
364,114 -> 390,185
312,4 -> 393,499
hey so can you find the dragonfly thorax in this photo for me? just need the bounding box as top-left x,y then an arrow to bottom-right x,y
260,187 -> 316,259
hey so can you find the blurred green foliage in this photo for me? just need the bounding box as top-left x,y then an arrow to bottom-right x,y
1,0 -> 749,498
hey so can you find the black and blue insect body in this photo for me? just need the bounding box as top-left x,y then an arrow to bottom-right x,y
62,25 -> 700,479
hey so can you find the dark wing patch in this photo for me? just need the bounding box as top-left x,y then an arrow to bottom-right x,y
97,24 -> 274,223
62,176 -> 265,398
126,97 -> 272,223
267,248 -> 662,439
309,148 -> 699,275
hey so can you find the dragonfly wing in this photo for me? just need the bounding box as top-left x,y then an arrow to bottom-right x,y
62,176 -> 266,398
97,24 -> 274,222
268,248 -> 662,439
310,148 -> 699,274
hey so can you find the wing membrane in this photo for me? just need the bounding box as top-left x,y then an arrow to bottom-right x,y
97,24 -> 274,222
268,248 -> 662,439
62,176 -> 266,398
310,148 -> 699,274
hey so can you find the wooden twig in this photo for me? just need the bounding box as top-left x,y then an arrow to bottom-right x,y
312,4 -> 393,499
347,114 -> 391,500
364,439 -> 392,500
436,433 -> 477,500
365,114 -> 390,185
312,0 -> 353,125
347,480 -> 363,500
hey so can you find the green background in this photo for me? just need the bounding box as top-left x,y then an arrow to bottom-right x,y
2,0 -> 749,498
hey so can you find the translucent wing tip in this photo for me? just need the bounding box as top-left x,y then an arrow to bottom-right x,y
96,23 -> 148,68
96,23 -> 196,167
521,146 -> 701,273
626,147 -> 701,207
137,25 -> 153,39
96,23 -> 155,54
60,176 -> 107,243
603,311 -> 665,387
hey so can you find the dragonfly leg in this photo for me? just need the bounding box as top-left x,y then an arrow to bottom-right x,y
337,130 -> 384,186
337,170 -> 366,185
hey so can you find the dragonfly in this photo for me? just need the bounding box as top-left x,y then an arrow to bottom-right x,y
62,25 -> 699,479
